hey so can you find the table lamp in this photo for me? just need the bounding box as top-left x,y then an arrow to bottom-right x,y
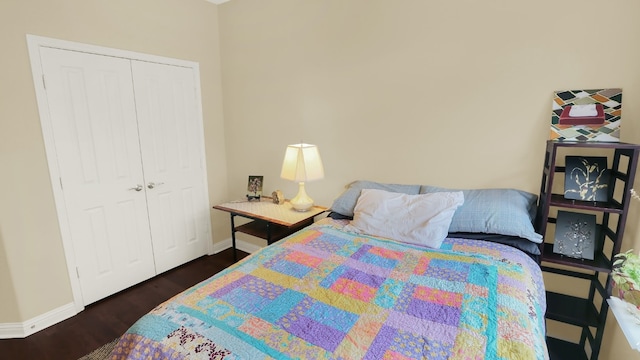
280,143 -> 324,211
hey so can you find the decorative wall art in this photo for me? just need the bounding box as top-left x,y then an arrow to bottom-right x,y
553,210 -> 596,260
564,156 -> 609,202
246,175 -> 263,201
551,88 -> 622,142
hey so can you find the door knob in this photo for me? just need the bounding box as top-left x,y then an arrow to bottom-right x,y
129,184 -> 143,192
147,182 -> 164,189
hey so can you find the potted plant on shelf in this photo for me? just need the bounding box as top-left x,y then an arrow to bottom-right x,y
612,249 -> 640,308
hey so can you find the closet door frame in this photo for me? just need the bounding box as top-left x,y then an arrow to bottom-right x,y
27,35 -> 213,313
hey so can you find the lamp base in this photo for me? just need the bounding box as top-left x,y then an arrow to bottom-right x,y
290,182 -> 314,212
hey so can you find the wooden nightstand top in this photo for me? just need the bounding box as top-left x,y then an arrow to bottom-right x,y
213,197 -> 328,227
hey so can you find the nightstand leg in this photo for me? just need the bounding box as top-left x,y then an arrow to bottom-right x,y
230,213 -> 237,261
266,222 -> 272,245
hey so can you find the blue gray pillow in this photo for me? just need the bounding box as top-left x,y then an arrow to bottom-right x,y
420,186 -> 542,243
330,180 -> 420,218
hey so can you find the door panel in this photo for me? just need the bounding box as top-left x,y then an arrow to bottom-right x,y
40,47 -> 157,305
132,61 -> 209,273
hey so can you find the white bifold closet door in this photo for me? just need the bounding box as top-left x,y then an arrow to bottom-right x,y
39,47 -> 209,305
131,61 -> 210,274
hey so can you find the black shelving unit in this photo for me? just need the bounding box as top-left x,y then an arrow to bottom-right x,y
535,140 -> 640,360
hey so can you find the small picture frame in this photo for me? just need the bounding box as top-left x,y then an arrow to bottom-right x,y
246,175 -> 263,201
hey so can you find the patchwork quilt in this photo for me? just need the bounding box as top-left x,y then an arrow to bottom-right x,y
110,219 -> 548,359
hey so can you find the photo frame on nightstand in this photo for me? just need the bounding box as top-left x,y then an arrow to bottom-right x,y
246,175 -> 263,201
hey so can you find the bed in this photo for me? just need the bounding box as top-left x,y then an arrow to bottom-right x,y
109,182 -> 549,359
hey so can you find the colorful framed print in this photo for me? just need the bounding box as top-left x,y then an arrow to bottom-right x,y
551,88 -> 622,142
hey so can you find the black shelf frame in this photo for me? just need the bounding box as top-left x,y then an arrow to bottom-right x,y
535,140 -> 640,360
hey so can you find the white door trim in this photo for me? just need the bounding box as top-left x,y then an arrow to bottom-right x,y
26,34 -> 212,313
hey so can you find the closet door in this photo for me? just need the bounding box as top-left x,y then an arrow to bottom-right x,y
131,61 -> 209,273
39,47 -> 156,305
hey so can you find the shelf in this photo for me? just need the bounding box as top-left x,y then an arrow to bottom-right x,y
546,291 -> 600,327
540,243 -> 612,273
235,219 -> 312,243
548,194 -> 623,214
547,141 -> 640,150
546,337 -> 588,360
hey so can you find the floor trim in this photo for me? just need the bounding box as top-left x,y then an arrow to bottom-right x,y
1,240 -> 260,339
0,302 -> 76,339
212,238 -> 262,255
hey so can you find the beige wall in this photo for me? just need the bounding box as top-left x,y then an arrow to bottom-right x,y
217,0 -> 640,358
2,0 -> 640,357
0,0 -> 228,323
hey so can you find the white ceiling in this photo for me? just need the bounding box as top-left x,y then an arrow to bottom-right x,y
206,0 -> 230,4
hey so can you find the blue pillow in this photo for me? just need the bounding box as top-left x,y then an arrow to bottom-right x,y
420,186 -> 542,243
330,180 -> 420,218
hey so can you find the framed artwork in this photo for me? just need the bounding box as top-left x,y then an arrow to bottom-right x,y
550,88 -> 622,142
564,156 -> 609,202
553,210 -> 596,260
246,175 -> 263,201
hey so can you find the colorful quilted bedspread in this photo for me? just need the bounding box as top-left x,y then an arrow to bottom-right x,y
110,219 -> 548,359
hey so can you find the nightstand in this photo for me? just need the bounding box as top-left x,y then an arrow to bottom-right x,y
213,197 -> 328,260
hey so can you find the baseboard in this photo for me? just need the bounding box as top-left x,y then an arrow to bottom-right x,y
211,238 -> 232,254
0,302 -> 76,339
211,237 -> 262,255
1,241 -> 261,339
236,239 -> 263,254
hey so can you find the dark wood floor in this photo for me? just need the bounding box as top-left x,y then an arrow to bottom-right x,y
0,248 -> 248,360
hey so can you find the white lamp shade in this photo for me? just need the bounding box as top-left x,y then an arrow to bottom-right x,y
280,143 -> 324,182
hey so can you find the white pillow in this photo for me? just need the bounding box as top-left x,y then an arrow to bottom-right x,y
343,188 -> 464,248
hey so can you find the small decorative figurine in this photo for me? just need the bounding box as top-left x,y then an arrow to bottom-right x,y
272,190 -> 285,205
